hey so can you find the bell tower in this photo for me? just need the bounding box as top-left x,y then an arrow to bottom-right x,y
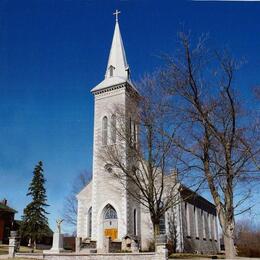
90,11 -> 140,250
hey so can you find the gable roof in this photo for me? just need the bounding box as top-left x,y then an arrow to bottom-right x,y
77,179 -> 92,200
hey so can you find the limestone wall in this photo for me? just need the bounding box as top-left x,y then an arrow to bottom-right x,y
140,206 -> 153,251
91,86 -> 128,249
77,181 -> 92,238
181,201 -> 219,254
15,253 -> 43,259
43,253 -> 159,260
15,252 -> 165,260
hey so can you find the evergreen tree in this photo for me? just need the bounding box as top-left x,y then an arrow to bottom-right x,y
21,161 -> 49,250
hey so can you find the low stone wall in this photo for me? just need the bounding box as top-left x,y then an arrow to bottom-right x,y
15,252 -> 166,260
16,252 -> 43,259
109,241 -> 122,253
14,236 -> 168,260
44,253 -> 156,260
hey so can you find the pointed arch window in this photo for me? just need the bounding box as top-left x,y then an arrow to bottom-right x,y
109,65 -> 115,77
159,214 -> 166,234
129,117 -> 133,146
194,206 -> 199,238
202,209 -> 206,239
111,114 -> 117,144
133,122 -> 137,148
102,116 -> 108,146
126,66 -> 130,80
104,205 -> 117,219
88,207 -> 92,237
208,213 -> 212,240
186,203 -> 191,237
133,209 -> 137,236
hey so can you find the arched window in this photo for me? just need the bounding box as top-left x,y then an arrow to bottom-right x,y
111,114 -> 116,144
159,214 -> 166,234
104,205 -> 117,219
126,67 -> 130,79
88,207 -> 92,237
133,209 -> 137,236
208,213 -> 212,239
109,65 -> 114,77
133,122 -> 137,148
102,116 -> 108,145
194,206 -> 199,238
129,117 -> 133,146
202,209 -> 206,239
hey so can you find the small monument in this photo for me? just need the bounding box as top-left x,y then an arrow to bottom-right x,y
44,218 -> 65,254
131,239 -> 139,253
155,234 -> 168,259
8,231 -> 20,258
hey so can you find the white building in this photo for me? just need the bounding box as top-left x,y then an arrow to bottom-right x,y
77,12 -> 219,254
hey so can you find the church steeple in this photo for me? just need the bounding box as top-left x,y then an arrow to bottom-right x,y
105,10 -> 129,80
91,10 -> 137,93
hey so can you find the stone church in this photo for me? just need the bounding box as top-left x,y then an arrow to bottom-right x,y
77,12 -> 220,254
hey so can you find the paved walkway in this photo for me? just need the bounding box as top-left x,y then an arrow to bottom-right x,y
0,255 -> 8,259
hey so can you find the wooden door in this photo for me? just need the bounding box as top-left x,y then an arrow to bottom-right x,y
104,228 -> 118,240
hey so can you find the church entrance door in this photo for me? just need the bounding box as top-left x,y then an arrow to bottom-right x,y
103,204 -> 118,240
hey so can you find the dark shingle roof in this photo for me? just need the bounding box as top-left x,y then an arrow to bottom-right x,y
0,202 -> 17,213
179,184 -> 216,215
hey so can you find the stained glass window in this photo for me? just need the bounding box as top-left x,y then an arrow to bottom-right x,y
104,205 -> 117,219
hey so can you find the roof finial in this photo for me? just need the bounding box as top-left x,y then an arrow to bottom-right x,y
113,9 -> 121,23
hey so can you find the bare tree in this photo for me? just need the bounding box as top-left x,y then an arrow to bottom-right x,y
160,32 -> 260,258
63,170 -> 91,233
99,77 -> 185,239
166,207 -> 178,254
235,218 -> 260,257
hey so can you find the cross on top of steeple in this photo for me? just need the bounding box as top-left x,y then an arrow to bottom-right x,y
113,9 -> 121,22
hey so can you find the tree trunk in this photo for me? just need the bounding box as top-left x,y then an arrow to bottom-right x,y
153,222 -> 160,242
154,223 -> 160,236
223,224 -> 237,259
28,238 -> 34,253
33,240 -> 37,251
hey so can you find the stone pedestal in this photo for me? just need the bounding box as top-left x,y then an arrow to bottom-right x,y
121,236 -> 132,252
44,232 -> 65,254
9,237 -> 16,258
8,231 -> 20,258
131,240 -> 139,253
154,235 -> 168,260
103,237 -> 111,253
75,237 -> 81,253
156,244 -> 168,256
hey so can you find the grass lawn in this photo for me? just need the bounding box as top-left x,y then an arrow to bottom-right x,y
0,245 -> 8,255
18,246 -> 42,253
0,245 -> 42,260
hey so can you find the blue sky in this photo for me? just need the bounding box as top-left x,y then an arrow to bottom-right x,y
0,0 -> 259,233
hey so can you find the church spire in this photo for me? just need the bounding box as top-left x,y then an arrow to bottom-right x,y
105,10 -> 129,80
91,10 -> 138,93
